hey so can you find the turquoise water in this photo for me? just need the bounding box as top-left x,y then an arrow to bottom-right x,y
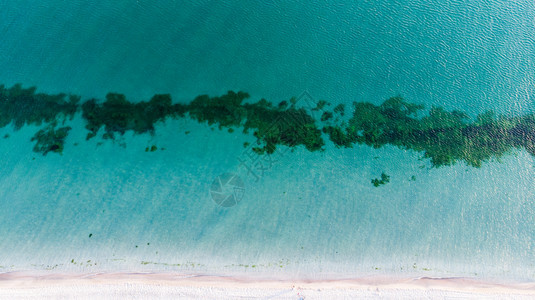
0,1 -> 535,280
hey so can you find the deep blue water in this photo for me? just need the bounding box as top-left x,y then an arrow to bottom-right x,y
1,1 -> 534,113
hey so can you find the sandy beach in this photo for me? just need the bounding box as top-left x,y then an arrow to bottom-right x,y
1,272 -> 535,299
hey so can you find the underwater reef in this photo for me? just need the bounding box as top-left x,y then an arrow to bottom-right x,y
1,83 -> 535,171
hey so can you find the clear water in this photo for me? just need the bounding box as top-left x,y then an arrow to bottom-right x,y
0,1 -> 534,280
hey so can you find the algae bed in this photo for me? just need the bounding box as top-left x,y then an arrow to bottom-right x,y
1,83 -> 534,172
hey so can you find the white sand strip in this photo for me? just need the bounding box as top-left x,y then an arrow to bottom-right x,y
1,272 -> 535,299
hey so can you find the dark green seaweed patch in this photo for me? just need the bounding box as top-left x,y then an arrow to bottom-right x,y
79,90 -> 324,155
187,91 -> 249,129
81,93 -> 186,140
187,91 -> 324,154
242,101 -> 324,154
31,125 -> 71,155
324,96 -> 535,168
0,84 -> 78,129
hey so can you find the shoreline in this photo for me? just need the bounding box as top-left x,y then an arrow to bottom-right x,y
1,271 -> 535,299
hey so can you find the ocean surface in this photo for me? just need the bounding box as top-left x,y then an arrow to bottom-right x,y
0,0 -> 534,281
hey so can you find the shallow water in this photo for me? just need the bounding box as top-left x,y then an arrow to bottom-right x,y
0,1 -> 534,281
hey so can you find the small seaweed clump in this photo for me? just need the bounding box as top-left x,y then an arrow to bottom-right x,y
31,125 -> 72,155
0,84 -> 79,129
371,172 -> 390,187
333,103 -> 345,116
81,93 -> 187,140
